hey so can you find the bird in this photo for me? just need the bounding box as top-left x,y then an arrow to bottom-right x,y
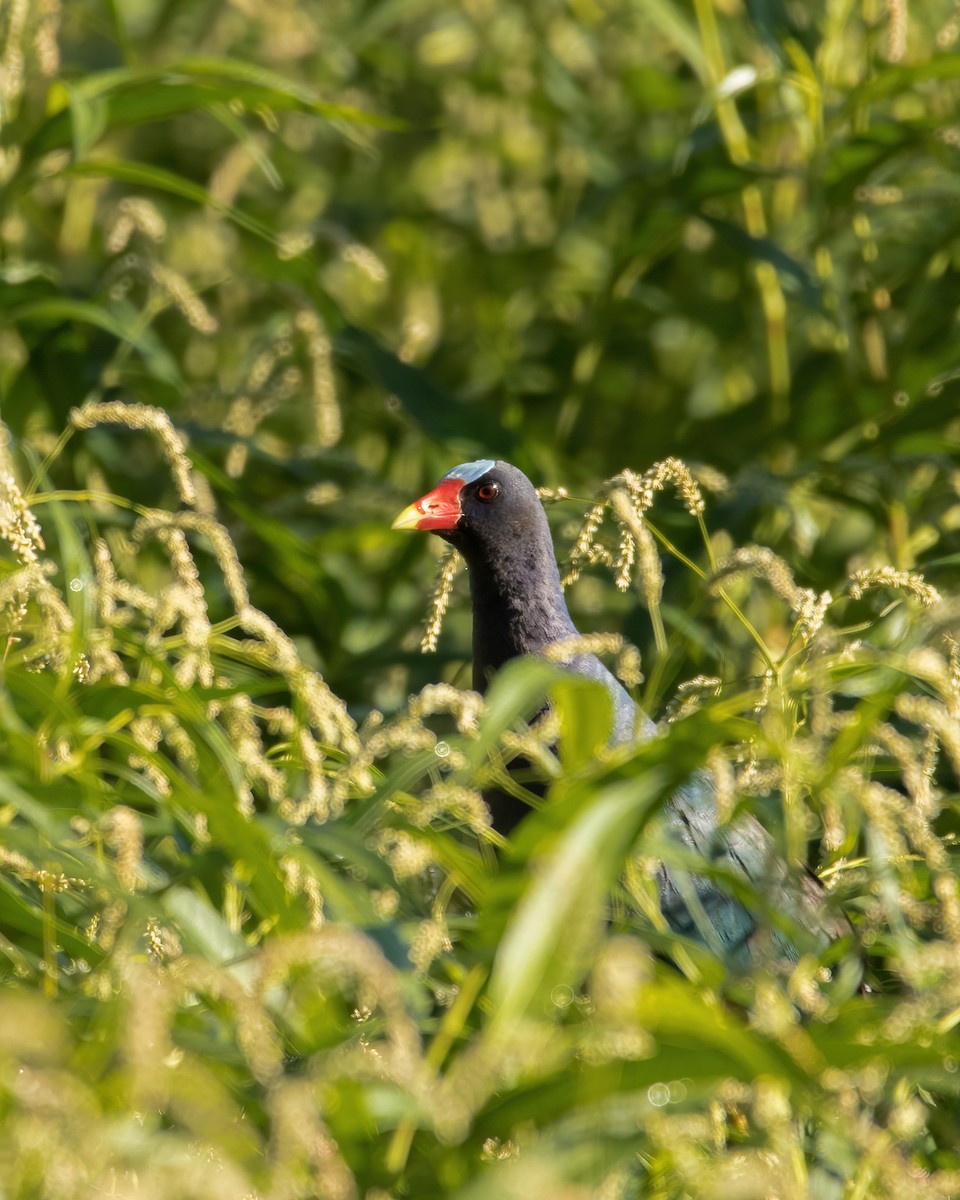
393,459 -> 846,967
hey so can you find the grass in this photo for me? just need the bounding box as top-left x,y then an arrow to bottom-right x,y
3,0 -> 960,1195
0,421 -> 958,1197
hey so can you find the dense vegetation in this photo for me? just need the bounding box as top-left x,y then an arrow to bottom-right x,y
2,0 -> 960,1195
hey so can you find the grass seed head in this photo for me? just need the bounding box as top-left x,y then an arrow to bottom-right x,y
421,546 -> 462,653
609,489 -> 664,612
408,681 -> 484,734
105,806 -> 143,893
0,474 -> 43,564
408,916 -> 452,972
106,196 -> 167,252
148,261 -> 218,333
610,457 -> 706,517
135,511 -> 250,612
849,566 -> 941,608
70,402 -> 198,508
297,309 -> 341,448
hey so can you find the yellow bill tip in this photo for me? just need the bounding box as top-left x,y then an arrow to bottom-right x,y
391,503 -> 423,531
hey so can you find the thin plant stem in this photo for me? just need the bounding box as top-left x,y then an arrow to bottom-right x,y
386,963 -> 488,1175
692,0 -> 791,416
26,428 -> 75,499
697,512 -> 718,573
643,517 -> 778,677
649,591 -> 669,659
29,489 -> 155,517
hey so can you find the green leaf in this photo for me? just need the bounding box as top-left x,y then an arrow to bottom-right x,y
704,216 -> 823,309
551,675 -> 613,770
465,658 -> 568,767
66,160 -> 277,243
335,325 -> 517,454
24,58 -> 408,161
851,55 -> 960,105
487,769 -> 669,1034
163,886 -> 249,964
639,0 -> 708,81
65,85 -> 108,158
9,297 -> 184,386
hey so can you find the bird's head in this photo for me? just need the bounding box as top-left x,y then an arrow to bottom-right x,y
392,459 -> 546,559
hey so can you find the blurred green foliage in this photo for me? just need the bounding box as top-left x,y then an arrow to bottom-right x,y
2,0 -> 960,1196
4,0 -> 960,712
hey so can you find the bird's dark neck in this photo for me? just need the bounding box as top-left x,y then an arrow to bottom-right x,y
463,533 -> 576,693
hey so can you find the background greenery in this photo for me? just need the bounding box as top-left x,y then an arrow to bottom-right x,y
2,0 -> 960,1196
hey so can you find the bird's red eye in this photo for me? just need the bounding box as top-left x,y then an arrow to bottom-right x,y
476,482 -> 499,503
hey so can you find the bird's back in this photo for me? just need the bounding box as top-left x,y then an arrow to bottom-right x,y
556,650 -> 839,966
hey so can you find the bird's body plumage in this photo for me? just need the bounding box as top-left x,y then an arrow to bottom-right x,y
394,460 -> 841,964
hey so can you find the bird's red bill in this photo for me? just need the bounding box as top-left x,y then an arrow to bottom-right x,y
392,477 -> 463,531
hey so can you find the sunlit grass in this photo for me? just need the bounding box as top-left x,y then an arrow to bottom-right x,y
3,0 -> 960,1195
1,408 -> 959,1196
